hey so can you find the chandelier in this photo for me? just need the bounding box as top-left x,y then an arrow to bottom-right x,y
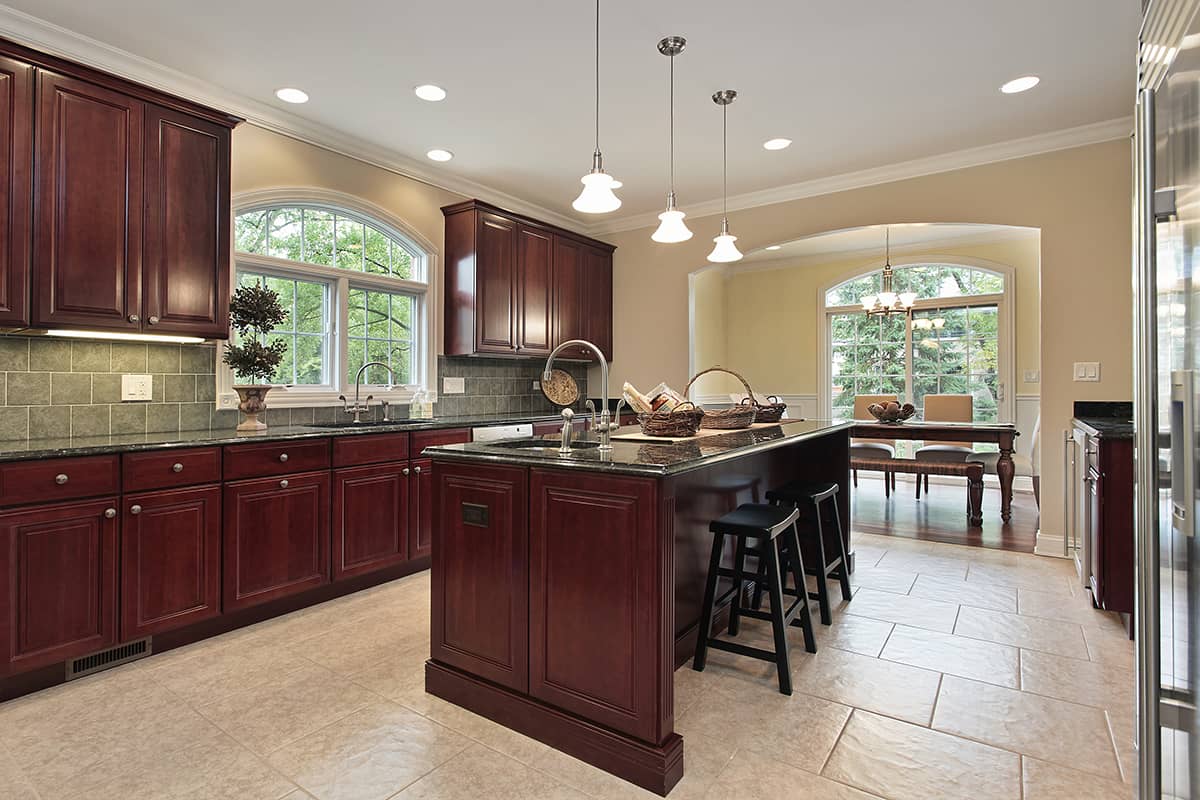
860,227 -> 917,316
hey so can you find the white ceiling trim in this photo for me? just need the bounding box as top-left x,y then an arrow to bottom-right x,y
0,3 -> 586,232
586,117 -> 1133,237
0,4 -> 1131,242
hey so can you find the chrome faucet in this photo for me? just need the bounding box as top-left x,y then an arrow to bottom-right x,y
339,361 -> 397,423
544,339 -> 613,452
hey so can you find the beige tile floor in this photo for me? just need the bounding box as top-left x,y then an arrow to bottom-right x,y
0,531 -> 1135,799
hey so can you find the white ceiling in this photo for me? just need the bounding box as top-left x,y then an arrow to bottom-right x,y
4,1 -> 1138,231
738,223 -> 1038,264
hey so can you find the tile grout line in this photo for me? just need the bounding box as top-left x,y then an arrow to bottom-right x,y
817,706 -> 855,776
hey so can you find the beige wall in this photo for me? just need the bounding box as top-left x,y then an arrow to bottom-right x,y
692,234 -> 1041,398
605,139 -> 1132,546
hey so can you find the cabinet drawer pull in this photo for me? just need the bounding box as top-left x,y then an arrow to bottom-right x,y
130,504 -> 142,515
279,453 -> 289,463
128,314 -> 140,324
279,479 -> 289,488
414,465 -> 422,474
402,467 -> 410,476
55,474 -> 68,485
148,316 -> 160,325
104,508 -> 116,519
172,463 -> 184,473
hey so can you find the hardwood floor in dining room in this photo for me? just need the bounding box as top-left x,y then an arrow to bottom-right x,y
852,475 -> 1039,553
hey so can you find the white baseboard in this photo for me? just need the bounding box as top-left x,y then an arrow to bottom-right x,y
1034,531 -> 1070,558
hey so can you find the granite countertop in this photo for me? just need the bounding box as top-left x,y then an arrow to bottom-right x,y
425,419 -> 854,477
0,411 -> 578,463
1073,416 -> 1134,439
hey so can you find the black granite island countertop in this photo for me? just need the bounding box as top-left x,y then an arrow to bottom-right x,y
0,411 -> 583,463
424,419 -> 855,477
1072,400 -> 1134,439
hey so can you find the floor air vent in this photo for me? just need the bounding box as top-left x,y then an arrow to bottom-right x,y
66,638 -> 151,680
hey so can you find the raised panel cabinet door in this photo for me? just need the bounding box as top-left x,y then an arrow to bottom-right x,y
581,246 -> 613,363
333,462 -> 409,580
0,56 -> 32,326
552,236 -> 585,356
430,461 -> 528,691
409,458 -> 433,560
517,223 -> 553,354
143,104 -> 230,338
475,211 -> 518,353
529,470 -> 665,742
0,498 -> 118,675
120,485 -> 220,640
33,71 -> 143,330
223,471 -> 330,611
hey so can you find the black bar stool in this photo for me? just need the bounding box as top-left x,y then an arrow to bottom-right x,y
762,480 -> 853,626
692,503 -> 817,695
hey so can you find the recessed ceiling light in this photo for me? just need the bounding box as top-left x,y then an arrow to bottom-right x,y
999,76 -> 1039,94
763,138 -> 792,151
414,84 -> 447,102
426,149 -> 454,162
274,87 -> 309,104
765,245 -> 781,251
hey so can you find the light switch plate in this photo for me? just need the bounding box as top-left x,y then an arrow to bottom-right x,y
1073,362 -> 1101,382
121,374 -> 153,401
1023,370 -> 1040,383
443,377 -> 465,394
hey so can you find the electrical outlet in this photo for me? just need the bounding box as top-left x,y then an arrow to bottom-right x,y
1023,370 -> 1040,383
443,377 -> 465,394
121,374 -> 153,401
1073,362 -> 1101,382
532,380 -> 541,391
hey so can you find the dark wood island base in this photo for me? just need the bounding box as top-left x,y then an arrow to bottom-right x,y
425,421 -> 853,795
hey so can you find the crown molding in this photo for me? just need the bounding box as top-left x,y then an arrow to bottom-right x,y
584,116 -> 1133,237
0,4 -> 586,233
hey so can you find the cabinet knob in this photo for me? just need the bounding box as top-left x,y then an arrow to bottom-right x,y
402,468 -> 410,476
279,479 -> 289,489
279,453 -> 289,463
148,316 -> 160,325
172,463 -> 184,473
414,465 -> 422,474
130,504 -> 142,515
104,508 -> 116,519
55,474 -> 68,485
128,314 -> 140,324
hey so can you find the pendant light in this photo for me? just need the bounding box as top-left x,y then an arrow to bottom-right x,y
860,227 -> 919,315
707,90 -> 742,263
572,0 -> 621,214
651,36 -> 692,243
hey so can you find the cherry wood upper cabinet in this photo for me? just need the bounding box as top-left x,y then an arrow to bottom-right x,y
143,104 -> 231,338
443,200 -> 615,360
0,56 -> 32,326
581,244 -> 614,363
33,70 -> 143,331
0,497 -> 119,676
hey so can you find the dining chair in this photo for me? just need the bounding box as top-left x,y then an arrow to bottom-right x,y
851,394 -> 898,495
914,394 -> 974,498
968,413 -> 1041,507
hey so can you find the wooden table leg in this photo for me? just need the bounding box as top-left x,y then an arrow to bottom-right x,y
968,467 -> 984,527
997,433 -> 1015,522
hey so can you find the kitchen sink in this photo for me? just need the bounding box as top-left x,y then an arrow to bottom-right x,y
491,438 -> 601,451
303,420 -> 412,429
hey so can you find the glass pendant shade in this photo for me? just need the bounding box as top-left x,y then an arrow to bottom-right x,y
573,168 -> 622,214
861,296 -> 878,312
877,291 -> 898,308
707,220 -> 743,263
898,291 -> 918,307
652,208 -> 693,243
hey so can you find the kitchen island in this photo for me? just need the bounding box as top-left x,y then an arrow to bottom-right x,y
424,419 -> 853,795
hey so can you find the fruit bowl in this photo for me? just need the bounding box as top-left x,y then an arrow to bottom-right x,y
867,401 -> 916,423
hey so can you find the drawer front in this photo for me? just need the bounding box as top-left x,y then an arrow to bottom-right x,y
123,447 -> 221,491
0,455 -> 119,506
332,433 -> 410,468
411,428 -> 471,453
223,439 -> 330,480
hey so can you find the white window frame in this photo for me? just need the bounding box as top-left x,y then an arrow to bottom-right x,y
816,256 -> 1016,422
218,189 -> 440,410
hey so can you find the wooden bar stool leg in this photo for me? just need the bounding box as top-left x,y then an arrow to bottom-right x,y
764,538 -> 792,695
692,531 -> 725,672
810,499 -> 833,625
915,469 -> 922,499
786,521 -> 817,653
728,536 -> 748,635
883,470 -> 891,498
828,495 -> 853,602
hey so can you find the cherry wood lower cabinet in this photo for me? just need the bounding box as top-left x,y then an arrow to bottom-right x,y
223,471 -> 330,611
528,470 -> 666,743
120,485 -> 221,640
409,458 -> 433,560
0,497 -> 119,675
333,462 -> 409,580
430,461 -> 528,691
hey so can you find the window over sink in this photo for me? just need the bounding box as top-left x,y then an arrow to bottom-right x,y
220,193 -> 437,410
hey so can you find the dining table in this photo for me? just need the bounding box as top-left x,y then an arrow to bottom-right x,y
848,420 -> 1021,521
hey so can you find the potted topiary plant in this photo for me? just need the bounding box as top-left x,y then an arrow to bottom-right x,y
223,281 -> 287,432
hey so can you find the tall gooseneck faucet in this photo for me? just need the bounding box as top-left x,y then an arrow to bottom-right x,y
544,340 -> 613,451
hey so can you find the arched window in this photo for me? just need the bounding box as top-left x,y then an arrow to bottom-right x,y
824,263 -> 1010,423
224,198 -> 435,406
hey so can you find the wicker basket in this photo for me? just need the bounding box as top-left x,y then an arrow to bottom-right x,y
637,401 -> 704,438
684,367 -> 757,430
741,394 -> 787,424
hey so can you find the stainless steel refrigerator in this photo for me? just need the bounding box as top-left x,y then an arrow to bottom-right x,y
1137,3 -> 1200,796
